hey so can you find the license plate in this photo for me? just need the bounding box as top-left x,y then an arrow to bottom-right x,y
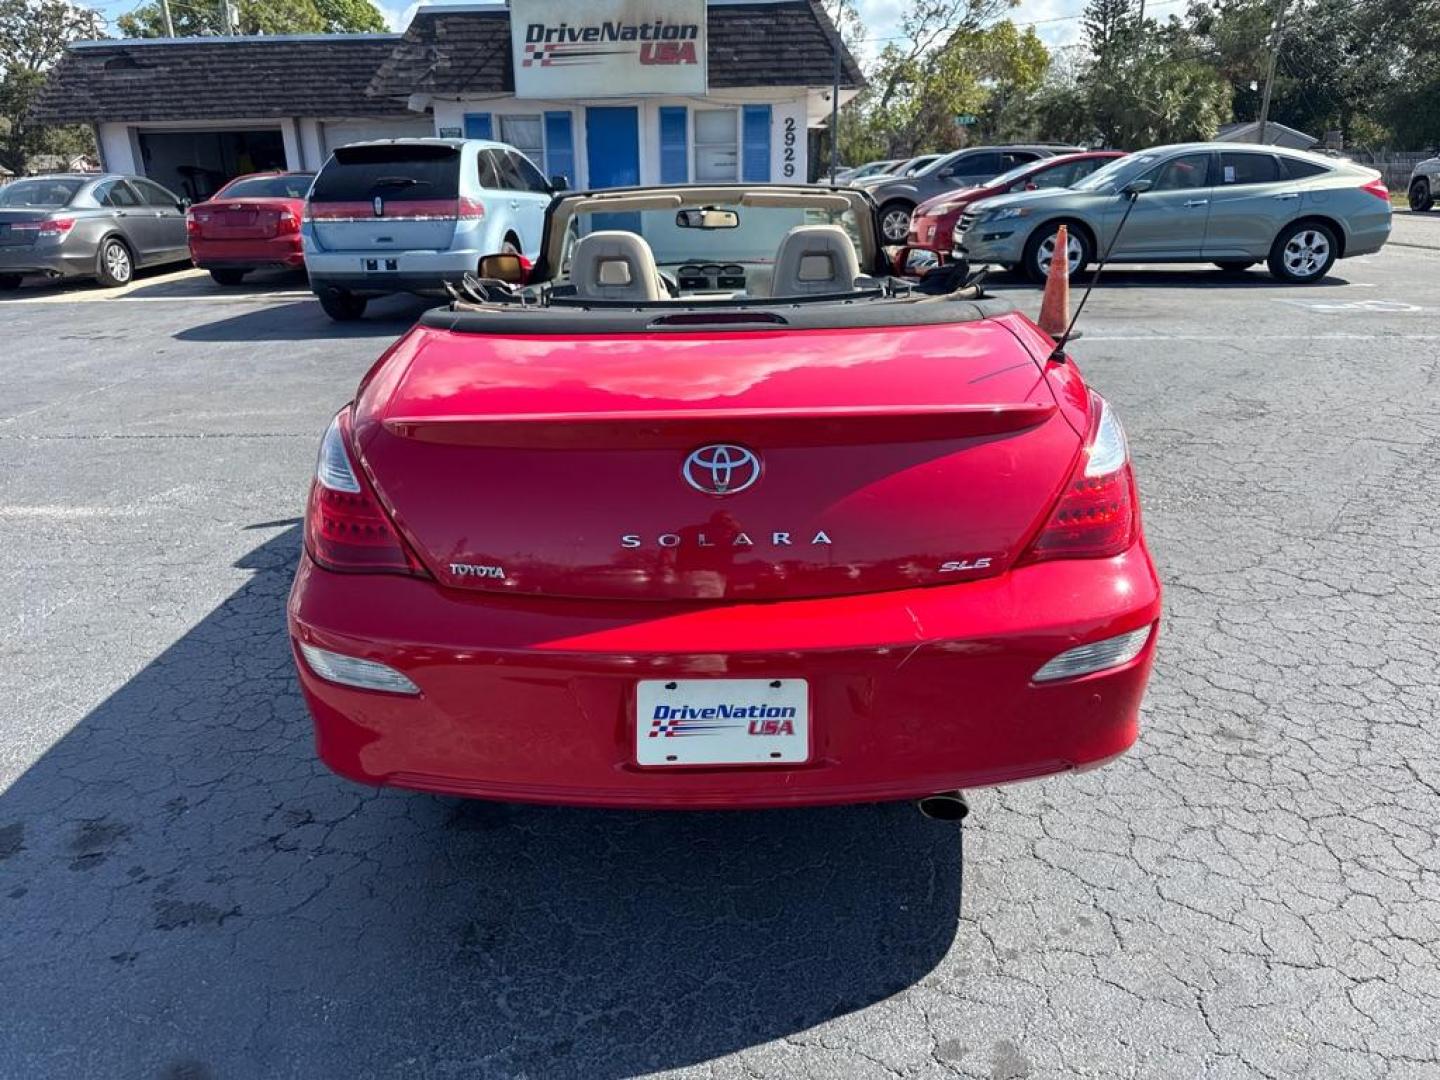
635,678 -> 809,766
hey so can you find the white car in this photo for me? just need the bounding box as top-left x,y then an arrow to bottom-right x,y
1408,153 -> 1439,212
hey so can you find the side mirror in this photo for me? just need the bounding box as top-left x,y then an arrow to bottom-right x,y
1121,179 -> 1154,196
549,175 -> 570,192
892,246 -> 938,277
478,252 -> 530,284
177,197 -> 192,210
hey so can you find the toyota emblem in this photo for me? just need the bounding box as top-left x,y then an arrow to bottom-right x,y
682,444 -> 761,496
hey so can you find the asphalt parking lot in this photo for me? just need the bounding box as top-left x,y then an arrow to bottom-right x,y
2,212 -> 1438,1080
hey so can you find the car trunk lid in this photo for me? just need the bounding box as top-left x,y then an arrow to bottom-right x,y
306,143 -> 461,253
0,211 -> 51,247
353,315 -> 1080,601
191,197 -> 293,240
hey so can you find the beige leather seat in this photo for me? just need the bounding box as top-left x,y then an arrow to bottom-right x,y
569,231 -> 665,302
770,225 -> 862,296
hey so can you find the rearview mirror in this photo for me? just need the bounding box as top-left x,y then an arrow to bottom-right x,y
477,252 -> 529,284
549,175 -> 570,192
1122,179 -> 1154,196
676,208 -> 739,229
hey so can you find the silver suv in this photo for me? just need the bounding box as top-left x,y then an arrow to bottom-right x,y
303,139 -> 557,320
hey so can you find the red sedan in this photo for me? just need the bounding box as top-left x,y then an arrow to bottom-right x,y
186,171 -> 313,285
904,151 -> 1127,264
288,184 -> 1160,814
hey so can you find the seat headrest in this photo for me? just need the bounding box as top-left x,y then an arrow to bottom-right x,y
570,230 -> 664,302
771,224 -> 862,297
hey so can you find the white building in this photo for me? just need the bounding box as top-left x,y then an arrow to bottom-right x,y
34,0 -> 863,200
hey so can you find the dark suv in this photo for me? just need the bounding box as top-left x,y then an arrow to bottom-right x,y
861,145 -> 1084,243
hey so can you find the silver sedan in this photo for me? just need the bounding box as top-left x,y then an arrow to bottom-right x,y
0,173 -> 190,290
953,143 -> 1393,284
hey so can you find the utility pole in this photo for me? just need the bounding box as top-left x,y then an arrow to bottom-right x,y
1257,0 -> 1287,145
160,0 -> 175,36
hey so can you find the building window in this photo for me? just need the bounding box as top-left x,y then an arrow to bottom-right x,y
500,114 -> 544,163
741,105 -> 772,183
694,108 -> 738,183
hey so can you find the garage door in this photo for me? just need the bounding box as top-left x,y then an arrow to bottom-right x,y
321,118 -> 435,155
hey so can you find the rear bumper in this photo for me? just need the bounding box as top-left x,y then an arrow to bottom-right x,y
305,248 -> 478,296
0,245 -> 92,278
189,236 -> 304,269
288,544 -> 1162,808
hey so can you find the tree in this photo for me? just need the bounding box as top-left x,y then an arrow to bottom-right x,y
118,0 -> 384,38
0,0 -> 104,175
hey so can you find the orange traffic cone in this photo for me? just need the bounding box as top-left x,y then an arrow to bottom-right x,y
1036,224 -> 1070,338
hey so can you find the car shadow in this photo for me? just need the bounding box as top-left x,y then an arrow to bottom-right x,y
0,526 -> 963,1078
173,294 -> 436,341
120,266 -> 309,301
983,266 -> 1355,290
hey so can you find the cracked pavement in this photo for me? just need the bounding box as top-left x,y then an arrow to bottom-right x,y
2,221 -> 1439,1079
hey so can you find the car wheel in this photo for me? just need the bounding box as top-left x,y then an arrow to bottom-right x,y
1409,178 -> 1434,212
209,268 -> 248,286
318,289 -> 368,321
96,237 -> 134,287
1213,260 -> 1256,272
0,274 -> 21,292
878,201 -> 914,245
1023,223 -> 1092,284
1267,221 -> 1338,283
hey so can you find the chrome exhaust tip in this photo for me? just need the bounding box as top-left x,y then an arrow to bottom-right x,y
916,791 -> 969,822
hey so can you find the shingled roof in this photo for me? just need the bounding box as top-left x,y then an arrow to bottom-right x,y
367,0 -> 864,100
31,34 -> 412,124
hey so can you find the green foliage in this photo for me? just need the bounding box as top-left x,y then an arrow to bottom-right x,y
0,0 -> 103,174
837,0 -> 1440,157
118,0 -> 384,38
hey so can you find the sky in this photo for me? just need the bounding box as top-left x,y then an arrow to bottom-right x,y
87,0 -> 1195,53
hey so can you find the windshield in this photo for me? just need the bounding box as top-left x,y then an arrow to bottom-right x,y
217,174 -> 314,199
0,178 -> 85,208
312,146 -> 460,202
563,204 -> 862,272
1071,153 -> 1145,193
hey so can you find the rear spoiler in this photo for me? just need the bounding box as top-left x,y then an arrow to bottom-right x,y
382,402 -> 1056,449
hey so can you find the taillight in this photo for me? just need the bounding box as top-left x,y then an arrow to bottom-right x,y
185,212 -> 200,237
1019,393 -> 1136,564
276,208 -> 300,235
1360,178 -> 1389,203
458,196 -> 486,220
305,410 -> 426,576
12,217 -> 75,236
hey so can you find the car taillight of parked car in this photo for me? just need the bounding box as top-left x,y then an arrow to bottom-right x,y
12,218 -> 75,236
185,212 -> 202,237
306,410 -> 427,577
1018,393 -> 1137,564
1360,178 -> 1390,203
458,197 -> 486,221
276,208 -> 300,235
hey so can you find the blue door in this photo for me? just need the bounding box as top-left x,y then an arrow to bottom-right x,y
585,106 -> 641,232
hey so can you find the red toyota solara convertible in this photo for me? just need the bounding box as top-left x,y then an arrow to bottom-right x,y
287,183 -> 1161,813
186,170 -> 313,285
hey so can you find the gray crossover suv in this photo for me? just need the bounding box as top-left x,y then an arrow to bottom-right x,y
0,173 -> 189,290
860,145 -> 1083,243
954,143 -> 1392,284
1408,152 -> 1438,211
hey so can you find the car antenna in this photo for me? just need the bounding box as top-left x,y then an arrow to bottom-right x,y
1047,181 -> 1149,364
